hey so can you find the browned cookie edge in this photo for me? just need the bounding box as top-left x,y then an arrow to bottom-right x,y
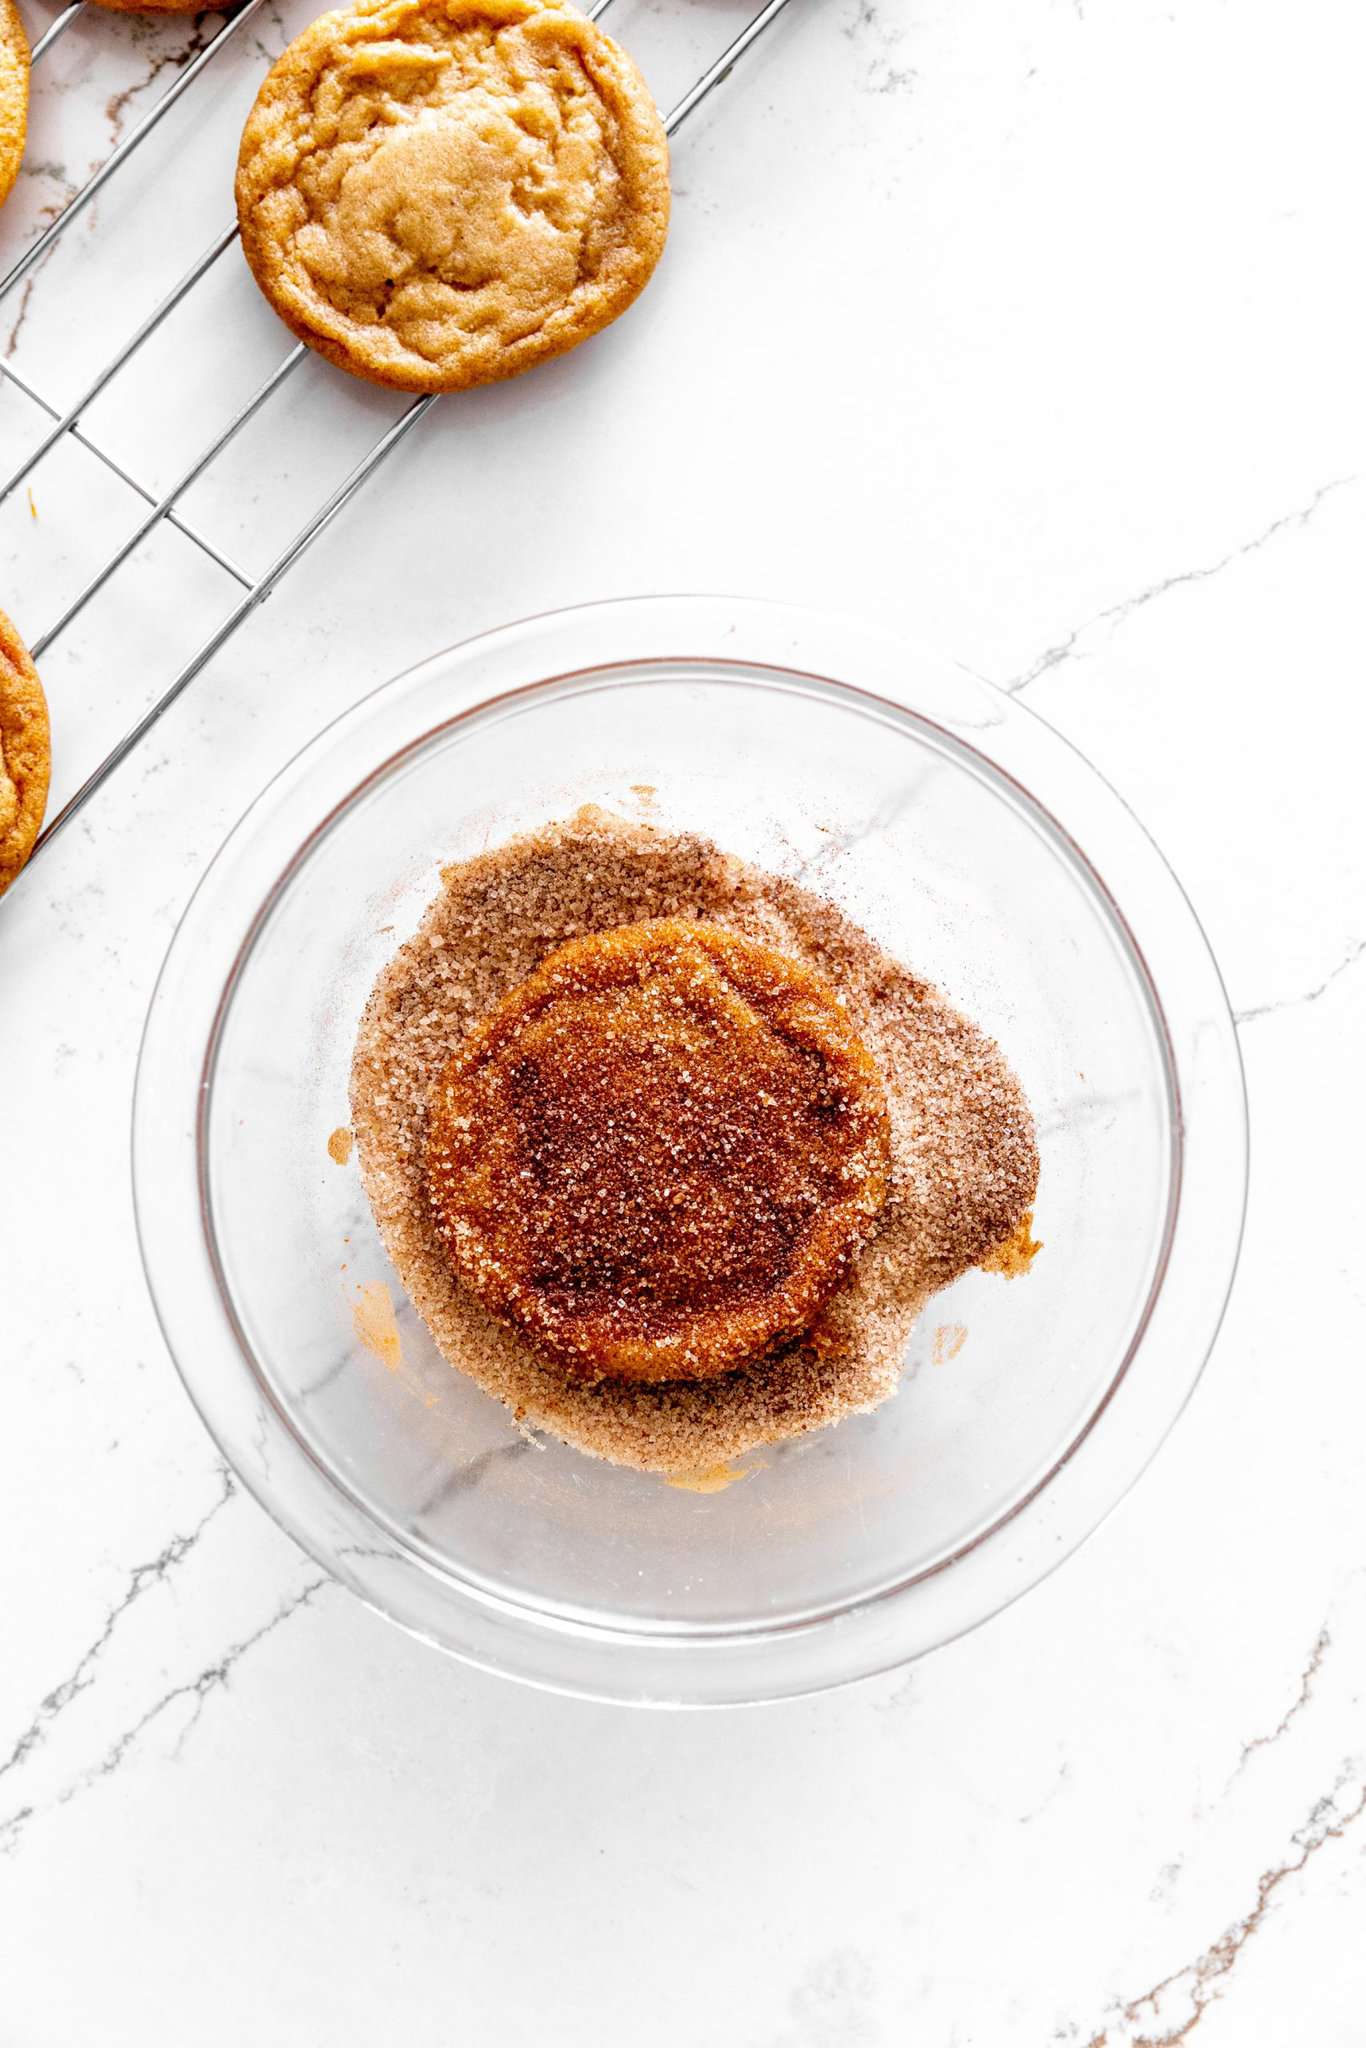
0,605 -> 51,897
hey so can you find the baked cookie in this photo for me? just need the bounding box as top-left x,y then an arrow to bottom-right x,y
0,607 -> 51,897
426,920 -> 892,1384
235,0 -> 670,394
0,0 -> 28,212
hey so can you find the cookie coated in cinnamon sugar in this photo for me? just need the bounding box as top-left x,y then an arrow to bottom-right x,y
426,918 -> 894,1385
0,0 -> 27,211
351,810 -> 1040,1476
0,606 -> 51,897
236,0 -> 670,393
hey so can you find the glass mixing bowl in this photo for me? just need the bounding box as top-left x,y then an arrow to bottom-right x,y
133,597 -> 1247,1704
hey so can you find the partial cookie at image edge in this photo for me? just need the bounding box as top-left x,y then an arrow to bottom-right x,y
0,606 -> 51,897
0,0 -> 28,210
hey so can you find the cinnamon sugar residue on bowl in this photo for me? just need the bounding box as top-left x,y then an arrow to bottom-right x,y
665,1460 -> 763,1494
979,1211 -> 1042,1278
351,1279 -> 402,1371
349,808 -> 1039,1474
327,1125 -> 354,1165
932,1322 -> 969,1366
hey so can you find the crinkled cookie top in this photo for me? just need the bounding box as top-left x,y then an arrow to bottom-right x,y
236,0 -> 670,393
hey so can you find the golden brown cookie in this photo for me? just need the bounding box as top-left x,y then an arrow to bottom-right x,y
426,920 -> 892,1384
0,607 -> 51,897
235,0 -> 670,394
0,0 -> 28,211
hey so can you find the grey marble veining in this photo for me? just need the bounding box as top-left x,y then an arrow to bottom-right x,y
2,0 -> 1365,2040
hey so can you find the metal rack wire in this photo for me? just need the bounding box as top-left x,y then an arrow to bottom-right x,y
2,0 -> 796,873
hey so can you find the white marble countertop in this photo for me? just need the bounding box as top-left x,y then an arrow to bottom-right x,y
3,0 -> 1365,2040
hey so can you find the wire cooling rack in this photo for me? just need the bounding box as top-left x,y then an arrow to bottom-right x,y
1,0 -> 796,874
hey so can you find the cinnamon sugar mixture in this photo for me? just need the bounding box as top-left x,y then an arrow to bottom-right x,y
350,808 -> 1039,1474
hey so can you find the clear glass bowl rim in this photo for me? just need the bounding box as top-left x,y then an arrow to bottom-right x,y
132,595 -> 1249,1706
